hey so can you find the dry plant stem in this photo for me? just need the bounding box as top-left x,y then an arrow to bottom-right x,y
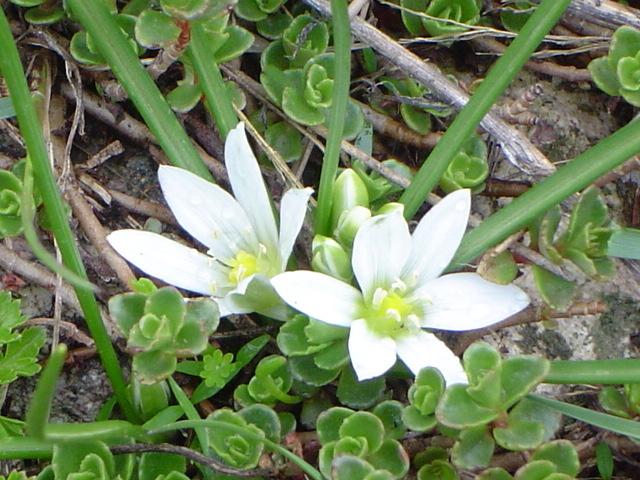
303,0 -> 556,175
105,188 -> 177,226
48,102 -> 138,289
65,185 -> 137,288
357,100 -> 441,149
553,0 -> 640,31
109,443 -> 273,478
471,37 -> 593,83
60,85 -> 228,180
0,242 -> 81,315
511,244 -> 588,284
452,300 -> 607,354
25,317 -> 95,346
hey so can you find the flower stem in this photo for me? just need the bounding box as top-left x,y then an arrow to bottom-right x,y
399,0 -> 572,218
314,0 -> 351,235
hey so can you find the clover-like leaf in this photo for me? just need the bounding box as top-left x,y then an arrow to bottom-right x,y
337,366 -> 385,409
135,9 -> 181,49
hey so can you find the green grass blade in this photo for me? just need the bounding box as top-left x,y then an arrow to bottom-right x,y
399,0 -> 572,218
451,118 -> 640,268
25,344 -> 67,439
314,0 -> 351,235
187,23 -> 237,139
0,8 -> 137,423
528,394 -> 640,439
547,359 -> 640,385
607,228 -> 640,260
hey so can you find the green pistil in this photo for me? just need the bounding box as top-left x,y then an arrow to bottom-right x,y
228,251 -> 259,284
366,287 -> 418,337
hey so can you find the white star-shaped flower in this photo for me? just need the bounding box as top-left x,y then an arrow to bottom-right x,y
107,123 -> 312,319
271,189 -> 529,384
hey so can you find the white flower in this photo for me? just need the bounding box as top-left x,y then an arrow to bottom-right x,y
107,123 -> 312,319
271,189 -> 529,384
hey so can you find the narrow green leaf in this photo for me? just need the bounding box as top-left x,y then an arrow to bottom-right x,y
527,394 -> 640,439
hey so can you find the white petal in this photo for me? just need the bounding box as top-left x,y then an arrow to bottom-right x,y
352,212 -> 411,302
401,189 -> 471,288
278,187 -> 313,270
416,273 -> 529,331
107,230 -> 231,296
225,123 -> 279,255
271,271 -> 363,327
158,166 -> 258,263
395,330 -> 467,385
349,319 -> 397,380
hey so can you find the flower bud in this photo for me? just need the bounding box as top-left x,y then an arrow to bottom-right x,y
331,169 -> 369,231
376,202 -> 404,216
334,206 -> 371,248
312,235 -> 352,282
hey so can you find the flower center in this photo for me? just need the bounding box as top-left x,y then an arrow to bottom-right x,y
228,251 -> 260,284
227,246 -> 276,285
365,282 -> 421,337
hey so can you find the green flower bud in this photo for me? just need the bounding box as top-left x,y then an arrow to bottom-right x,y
312,235 -> 353,282
375,202 -> 404,216
331,169 -> 370,231
334,206 -> 371,248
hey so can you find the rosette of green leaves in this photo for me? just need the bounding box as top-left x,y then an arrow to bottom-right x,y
234,354 -> 302,407
599,383 -> 640,419
401,0 -> 482,37
278,314 -> 349,387
277,315 -> 385,409
108,286 -> 219,384
375,77 -> 453,135
436,342 -> 555,469
70,5 -> 143,65
46,440 -> 137,480
589,26 -> 640,107
529,186 -> 615,310
134,6 -> 252,112
477,440 -> 579,480
8,0 -> 64,24
439,133 -> 488,193
317,408 -> 410,479
414,447 -> 458,480
499,1 -> 536,32
207,404 -> 281,469
157,0 -> 235,22
0,291 -> 45,385
235,0 -> 286,21
0,170 -> 24,238
401,367 -> 445,432
261,18 -> 364,138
